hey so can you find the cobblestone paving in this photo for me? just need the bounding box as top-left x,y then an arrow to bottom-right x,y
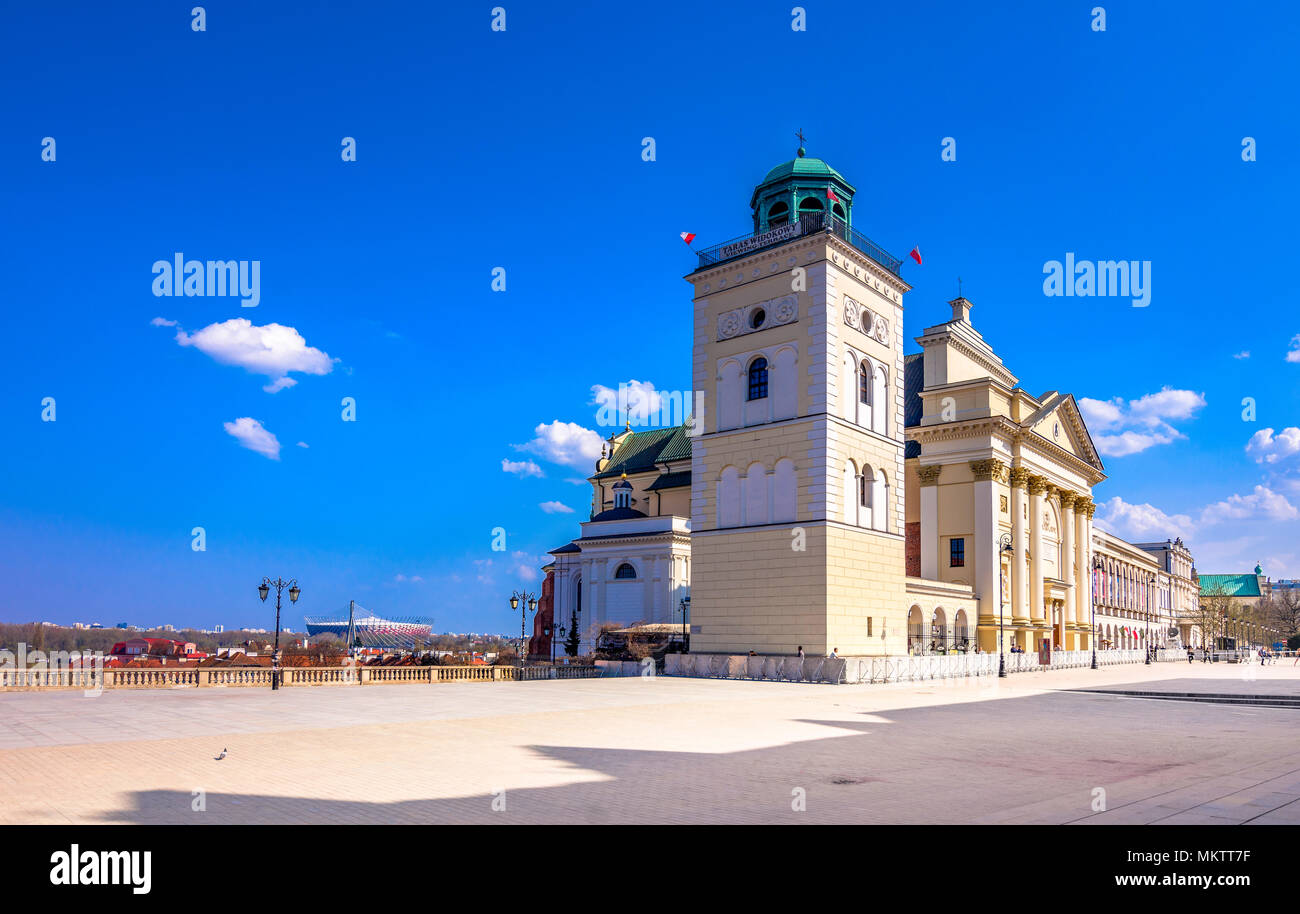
1,662 -> 1297,824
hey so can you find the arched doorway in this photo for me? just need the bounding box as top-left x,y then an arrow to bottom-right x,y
954,609 -> 970,652
907,605 -> 925,654
931,608 -> 948,654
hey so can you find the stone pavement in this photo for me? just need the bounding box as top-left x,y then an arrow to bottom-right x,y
1,661 -> 1297,824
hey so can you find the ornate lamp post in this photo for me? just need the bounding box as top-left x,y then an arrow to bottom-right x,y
258,577 -> 299,691
546,619 -> 566,665
998,533 -> 1012,678
1090,556 -> 1101,669
1145,571 -> 1154,664
678,595 -> 691,653
509,590 -> 537,666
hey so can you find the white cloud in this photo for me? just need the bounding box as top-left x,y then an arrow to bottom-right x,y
1078,397 -> 1124,431
566,477 -> 589,486
1199,485 -> 1298,526
1096,485 -> 1297,543
591,379 -> 665,426
394,574 -> 424,584
222,417 -> 281,460
511,551 -> 545,581
1246,427 -> 1300,464
1091,429 -> 1181,457
175,319 -> 335,393
296,441 -> 309,449
1078,387 -> 1205,456
515,420 -> 603,471
1233,350 -> 1250,360
1094,496 -> 1194,541
1287,335 -> 1300,363
150,316 -> 178,327
502,458 -> 544,478
539,501 -> 574,514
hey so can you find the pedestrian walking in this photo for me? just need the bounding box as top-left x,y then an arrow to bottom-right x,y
797,645 -> 805,658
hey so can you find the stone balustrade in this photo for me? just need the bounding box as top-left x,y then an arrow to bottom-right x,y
0,664 -> 602,691
665,648 -> 1176,684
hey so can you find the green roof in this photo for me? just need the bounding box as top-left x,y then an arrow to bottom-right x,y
595,425 -> 692,479
1198,574 -> 1262,597
760,155 -> 850,187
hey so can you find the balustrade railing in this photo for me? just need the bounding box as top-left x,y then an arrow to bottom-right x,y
665,648 -> 1169,684
0,664 -> 603,691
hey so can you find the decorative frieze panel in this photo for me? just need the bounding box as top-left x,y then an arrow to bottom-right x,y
717,294 -> 797,340
843,295 -> 890,346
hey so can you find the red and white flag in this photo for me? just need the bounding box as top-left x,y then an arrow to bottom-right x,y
826,186 -> 841,204
680,232 -> 696,245
909,246 -> 922,265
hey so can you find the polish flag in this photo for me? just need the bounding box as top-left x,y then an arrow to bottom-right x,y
680,232 -> 696,245
826,186 -> 841,204
909,246 -> 922,265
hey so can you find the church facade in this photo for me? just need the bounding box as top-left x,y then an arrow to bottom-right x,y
539,147 -> 1199,660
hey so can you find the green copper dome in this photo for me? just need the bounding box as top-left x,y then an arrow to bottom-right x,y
759,154 -> 850,187
750,146 -> 857,233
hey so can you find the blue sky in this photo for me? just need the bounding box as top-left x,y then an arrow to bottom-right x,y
2,1 -> 1299,632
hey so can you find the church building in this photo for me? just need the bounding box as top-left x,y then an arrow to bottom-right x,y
537,145 -> 1198,661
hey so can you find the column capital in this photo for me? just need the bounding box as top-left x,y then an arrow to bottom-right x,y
1009,466 -> 1031,489
1027,474 -> 1049,495
917,464 -> 942,486
1057,490 -> 1079,510
1077,497 -> 1096,518
969,458 -> 1007,483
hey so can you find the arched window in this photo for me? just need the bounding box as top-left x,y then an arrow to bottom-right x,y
767,201 -> 789,228
873,470 -> 888,531
859,361 -> 871,405
747,357 -> 769,401
798,196 -> 823,212
614,563 -> 637,580
871,363 -> 888,436
831,202 -> 846,220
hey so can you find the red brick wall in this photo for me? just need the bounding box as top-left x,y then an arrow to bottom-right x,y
905,522 -> 920,577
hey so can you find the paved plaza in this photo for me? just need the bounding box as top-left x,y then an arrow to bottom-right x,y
2,662 -> 1299,825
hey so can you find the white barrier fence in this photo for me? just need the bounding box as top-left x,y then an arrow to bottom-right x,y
665,649 -> 1178,684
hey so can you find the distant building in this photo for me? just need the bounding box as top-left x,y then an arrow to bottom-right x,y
214,624 -> 224,633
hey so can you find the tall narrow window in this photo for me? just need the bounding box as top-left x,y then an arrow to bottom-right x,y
950,538 -> 965,568
747,357 -> 769,401
859,361 -> 871,405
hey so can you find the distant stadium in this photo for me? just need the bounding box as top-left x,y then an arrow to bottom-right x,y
304,602 -> 433,650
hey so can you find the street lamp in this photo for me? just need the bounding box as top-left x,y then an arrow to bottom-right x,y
545,619 -> 566,665
678,595 -> 691,653
1090,555 -> 1102,669
1145,571 -> 1154,664
998,533 -> 1012,678
509,590 -> 537,666
258,576 -> 299,690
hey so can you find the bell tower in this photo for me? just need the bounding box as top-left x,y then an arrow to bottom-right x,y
686,144 -> 912,656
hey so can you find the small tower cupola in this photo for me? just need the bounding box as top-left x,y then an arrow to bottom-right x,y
612,475 -> 634,509
750,135 -> 856,234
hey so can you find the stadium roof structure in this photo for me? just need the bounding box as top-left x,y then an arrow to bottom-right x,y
304,602 -> 433,650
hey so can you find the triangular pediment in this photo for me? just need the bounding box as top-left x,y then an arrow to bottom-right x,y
1020,393 -> 1105,474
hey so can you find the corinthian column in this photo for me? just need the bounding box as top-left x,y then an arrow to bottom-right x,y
1077,499 -> 1094,649
1009,467 -> 1030,626
1058,491 -> 1077,648
969,459 -> 1007,648
1028,475 -> 1047,625
918,464 -> 942,579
